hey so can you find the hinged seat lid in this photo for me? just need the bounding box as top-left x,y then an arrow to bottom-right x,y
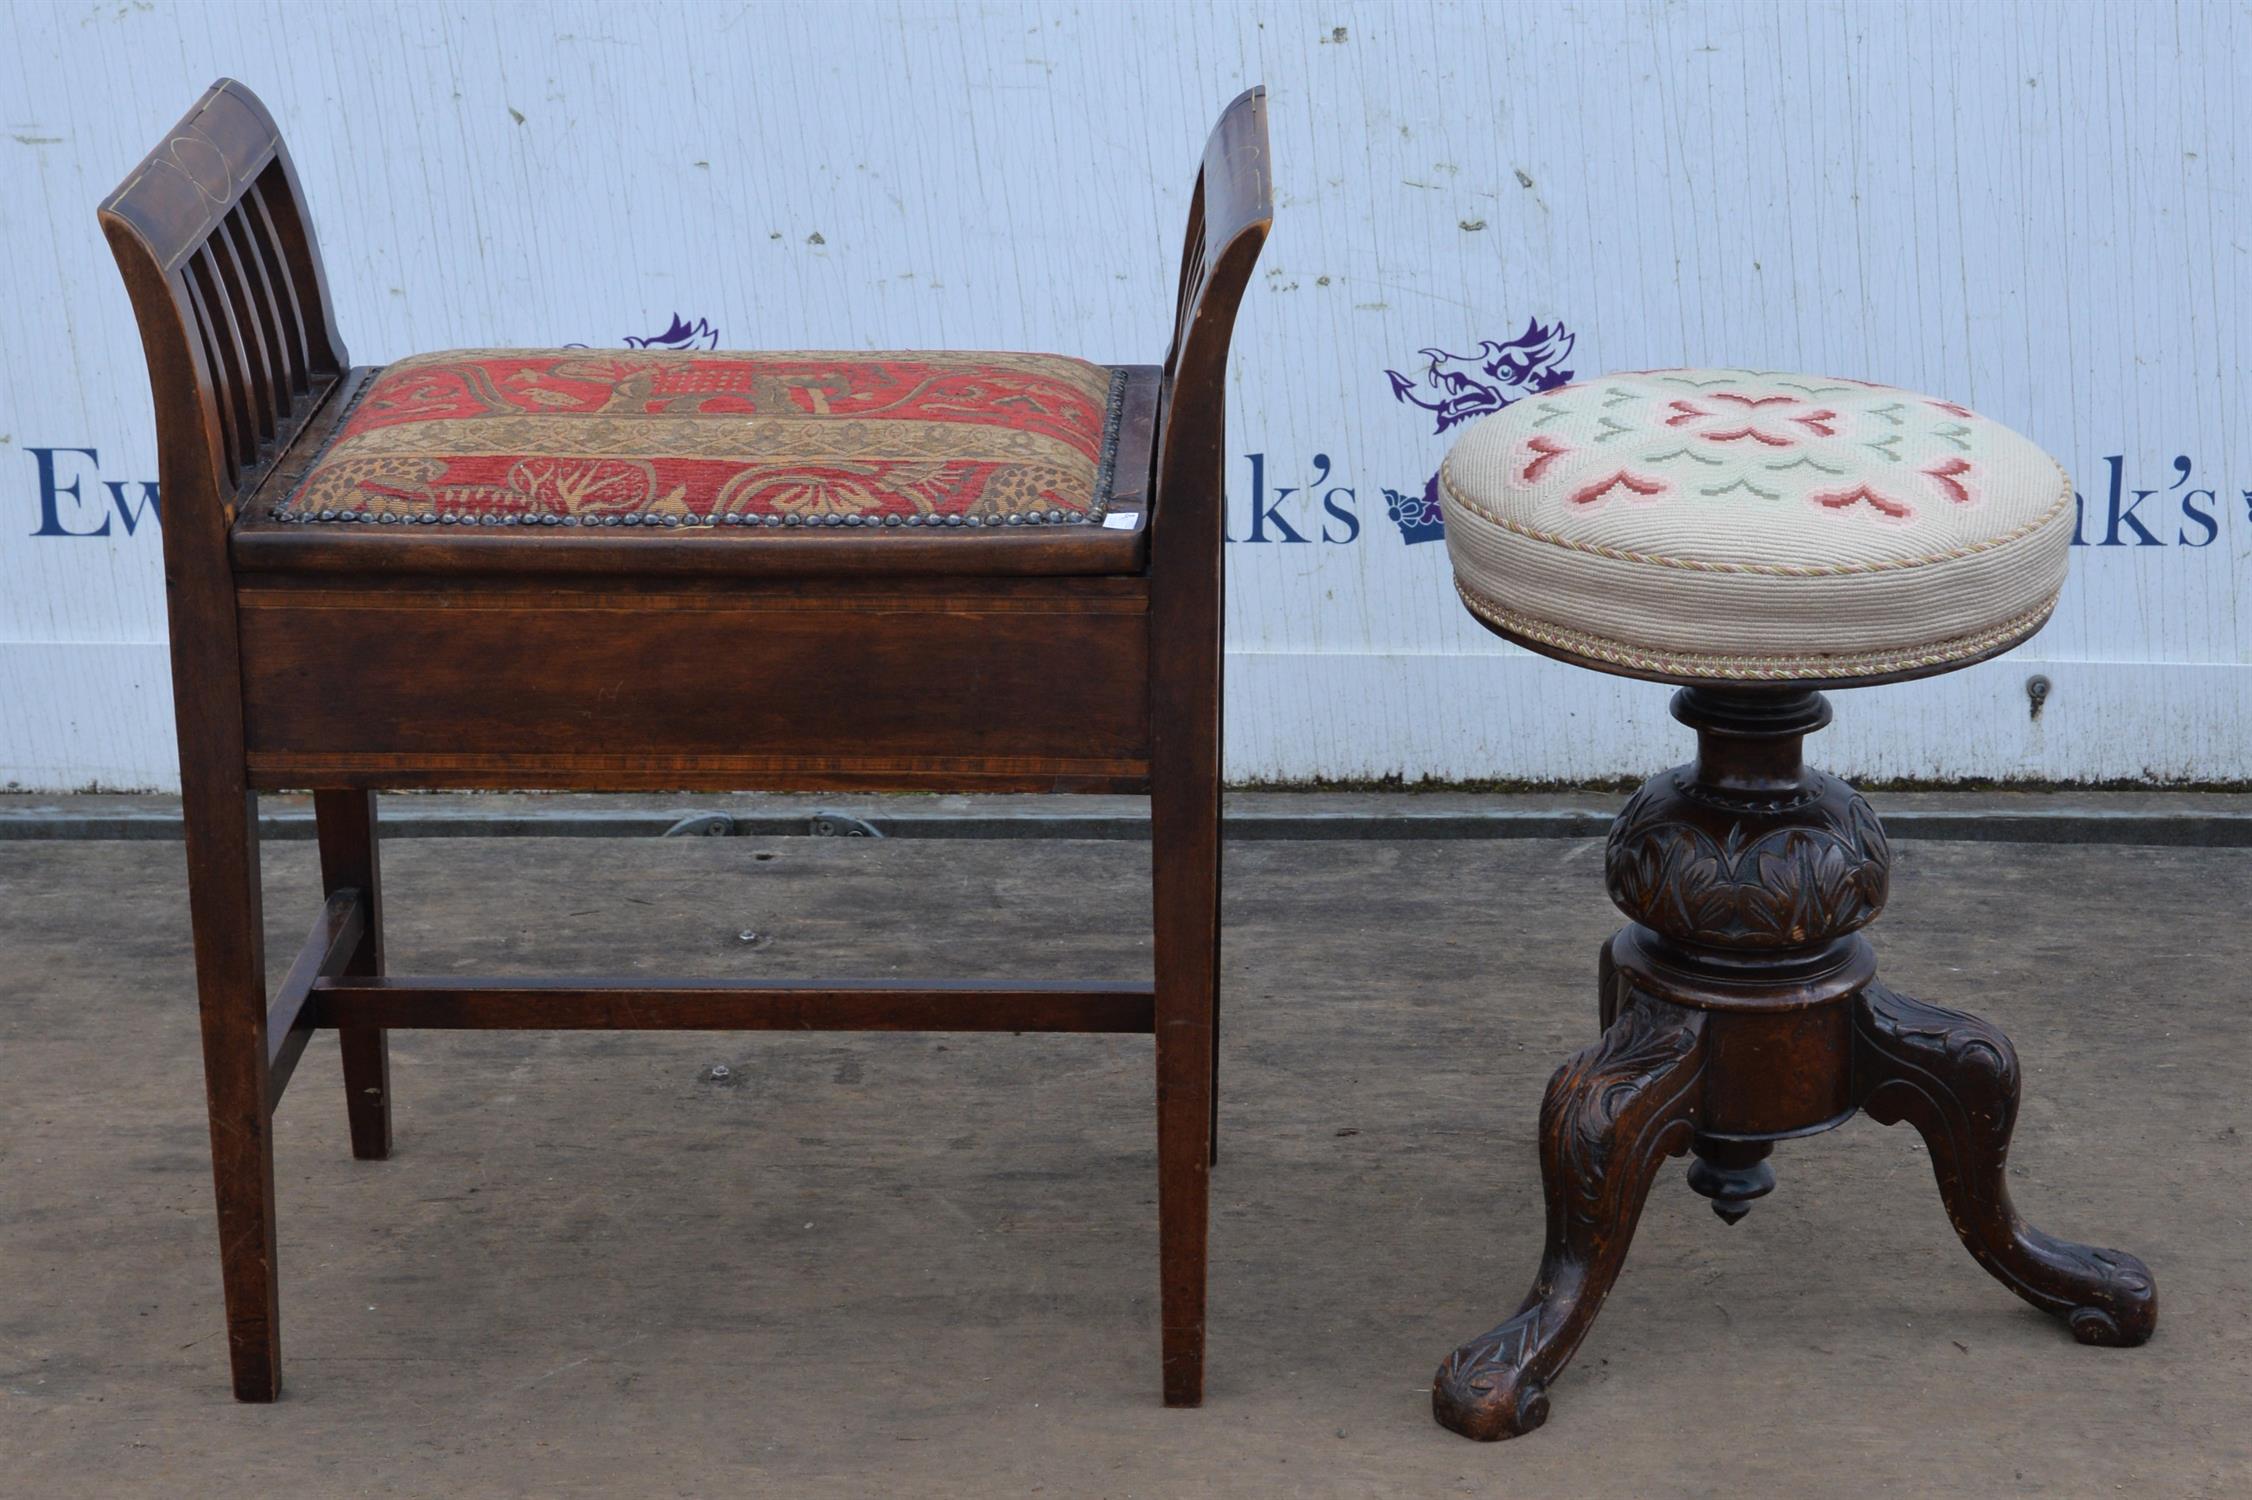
236,350 -> 1157,577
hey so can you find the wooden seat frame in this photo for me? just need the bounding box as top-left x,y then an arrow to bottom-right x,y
101,78 -> 1270,1407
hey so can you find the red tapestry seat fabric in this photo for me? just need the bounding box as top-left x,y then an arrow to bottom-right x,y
271,350 -> 1128,532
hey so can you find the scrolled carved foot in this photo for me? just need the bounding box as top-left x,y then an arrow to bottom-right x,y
1432,1301 -> 1554,1439
1432,993 -> 1707,1440
1853,984 -> 2157,1347
2058,1245 -> 2159,1346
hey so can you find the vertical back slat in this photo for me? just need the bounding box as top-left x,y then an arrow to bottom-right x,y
243,177 -> 311,393
1164,174 -> 1208,379
207,218 -> 278,444
219,207 -> 296,415
248,166 -> 344,376
179,265 -> 243,488
186,246 -> 259,474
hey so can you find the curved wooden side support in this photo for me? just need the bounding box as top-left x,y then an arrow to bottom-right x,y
1853,984 -> 2157,1346
1148,84 -> 1272,1409
98,76 -> 355,1404
1432,993 -> 1708,1440
1151,85 -> 1272,562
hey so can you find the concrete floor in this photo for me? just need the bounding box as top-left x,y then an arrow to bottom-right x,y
1,830 -> 2245,1497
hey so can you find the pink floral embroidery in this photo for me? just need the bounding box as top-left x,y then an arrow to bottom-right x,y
1703,425 -> 1795,448
1522,434 -> 1570,482
1570,471 -> 1668,507
1811,484 -> 1913,521
1662,391 -> 1840,449
1923,457 -> 1974,505
1495,371 -> 2016,537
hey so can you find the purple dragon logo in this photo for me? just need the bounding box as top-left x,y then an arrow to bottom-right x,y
1381,317 -> 1578,544
1385,319 -> 1577,434
565,314 -> 721,353
624,314 -> 720,351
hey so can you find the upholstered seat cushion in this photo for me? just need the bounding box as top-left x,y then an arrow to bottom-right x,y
271,350 -> 1127,531
1438,368 -> 2073,683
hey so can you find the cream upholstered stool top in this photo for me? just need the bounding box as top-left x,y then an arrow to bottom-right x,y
1436,367 -> 2072,683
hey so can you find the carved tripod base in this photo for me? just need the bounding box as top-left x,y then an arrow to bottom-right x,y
1433,688 -> 2156,1442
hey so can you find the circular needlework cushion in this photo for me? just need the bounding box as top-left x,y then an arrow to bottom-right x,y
1438,368 -> 2073,684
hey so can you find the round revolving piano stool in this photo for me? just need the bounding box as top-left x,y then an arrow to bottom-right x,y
1425,367 -> 2158,1441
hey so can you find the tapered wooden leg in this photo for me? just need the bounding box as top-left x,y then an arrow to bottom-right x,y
184,779 -> 282,1400
1151,755 -> 1217,1407
1433,993 -> 1707,1440
1147,453 -> 1225,1407
1210,694 -> 1225,1169
314,790 -> 391,1159
1853,985 -> 2157,1346
1207,789 -> 1224,1169
1149,619 -> 1220,1408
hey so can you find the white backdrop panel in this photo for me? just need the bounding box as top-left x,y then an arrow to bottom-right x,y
2,0 -> 2246,788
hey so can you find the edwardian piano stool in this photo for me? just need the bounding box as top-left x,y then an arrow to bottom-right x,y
100,79 -> 1271,1406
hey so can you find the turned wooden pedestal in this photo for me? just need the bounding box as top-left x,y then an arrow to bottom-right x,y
1431,685 -> 2158,1441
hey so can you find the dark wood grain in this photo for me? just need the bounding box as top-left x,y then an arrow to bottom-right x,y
263,887 -> 366,1110
314,790 -> 390,1159
234,578 -> 1153,788
1854,985 -> 2157,1345
1434,684 -> 2156,1441
103,78 -> 1270,1407
309,977 -> 1156,1033
1148,86 -> 1271,1407
1433,993 -> 1707,1440
98,78 -> 349,1404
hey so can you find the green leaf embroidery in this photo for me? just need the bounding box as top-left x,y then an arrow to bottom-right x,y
1700,476 -> 1782,501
